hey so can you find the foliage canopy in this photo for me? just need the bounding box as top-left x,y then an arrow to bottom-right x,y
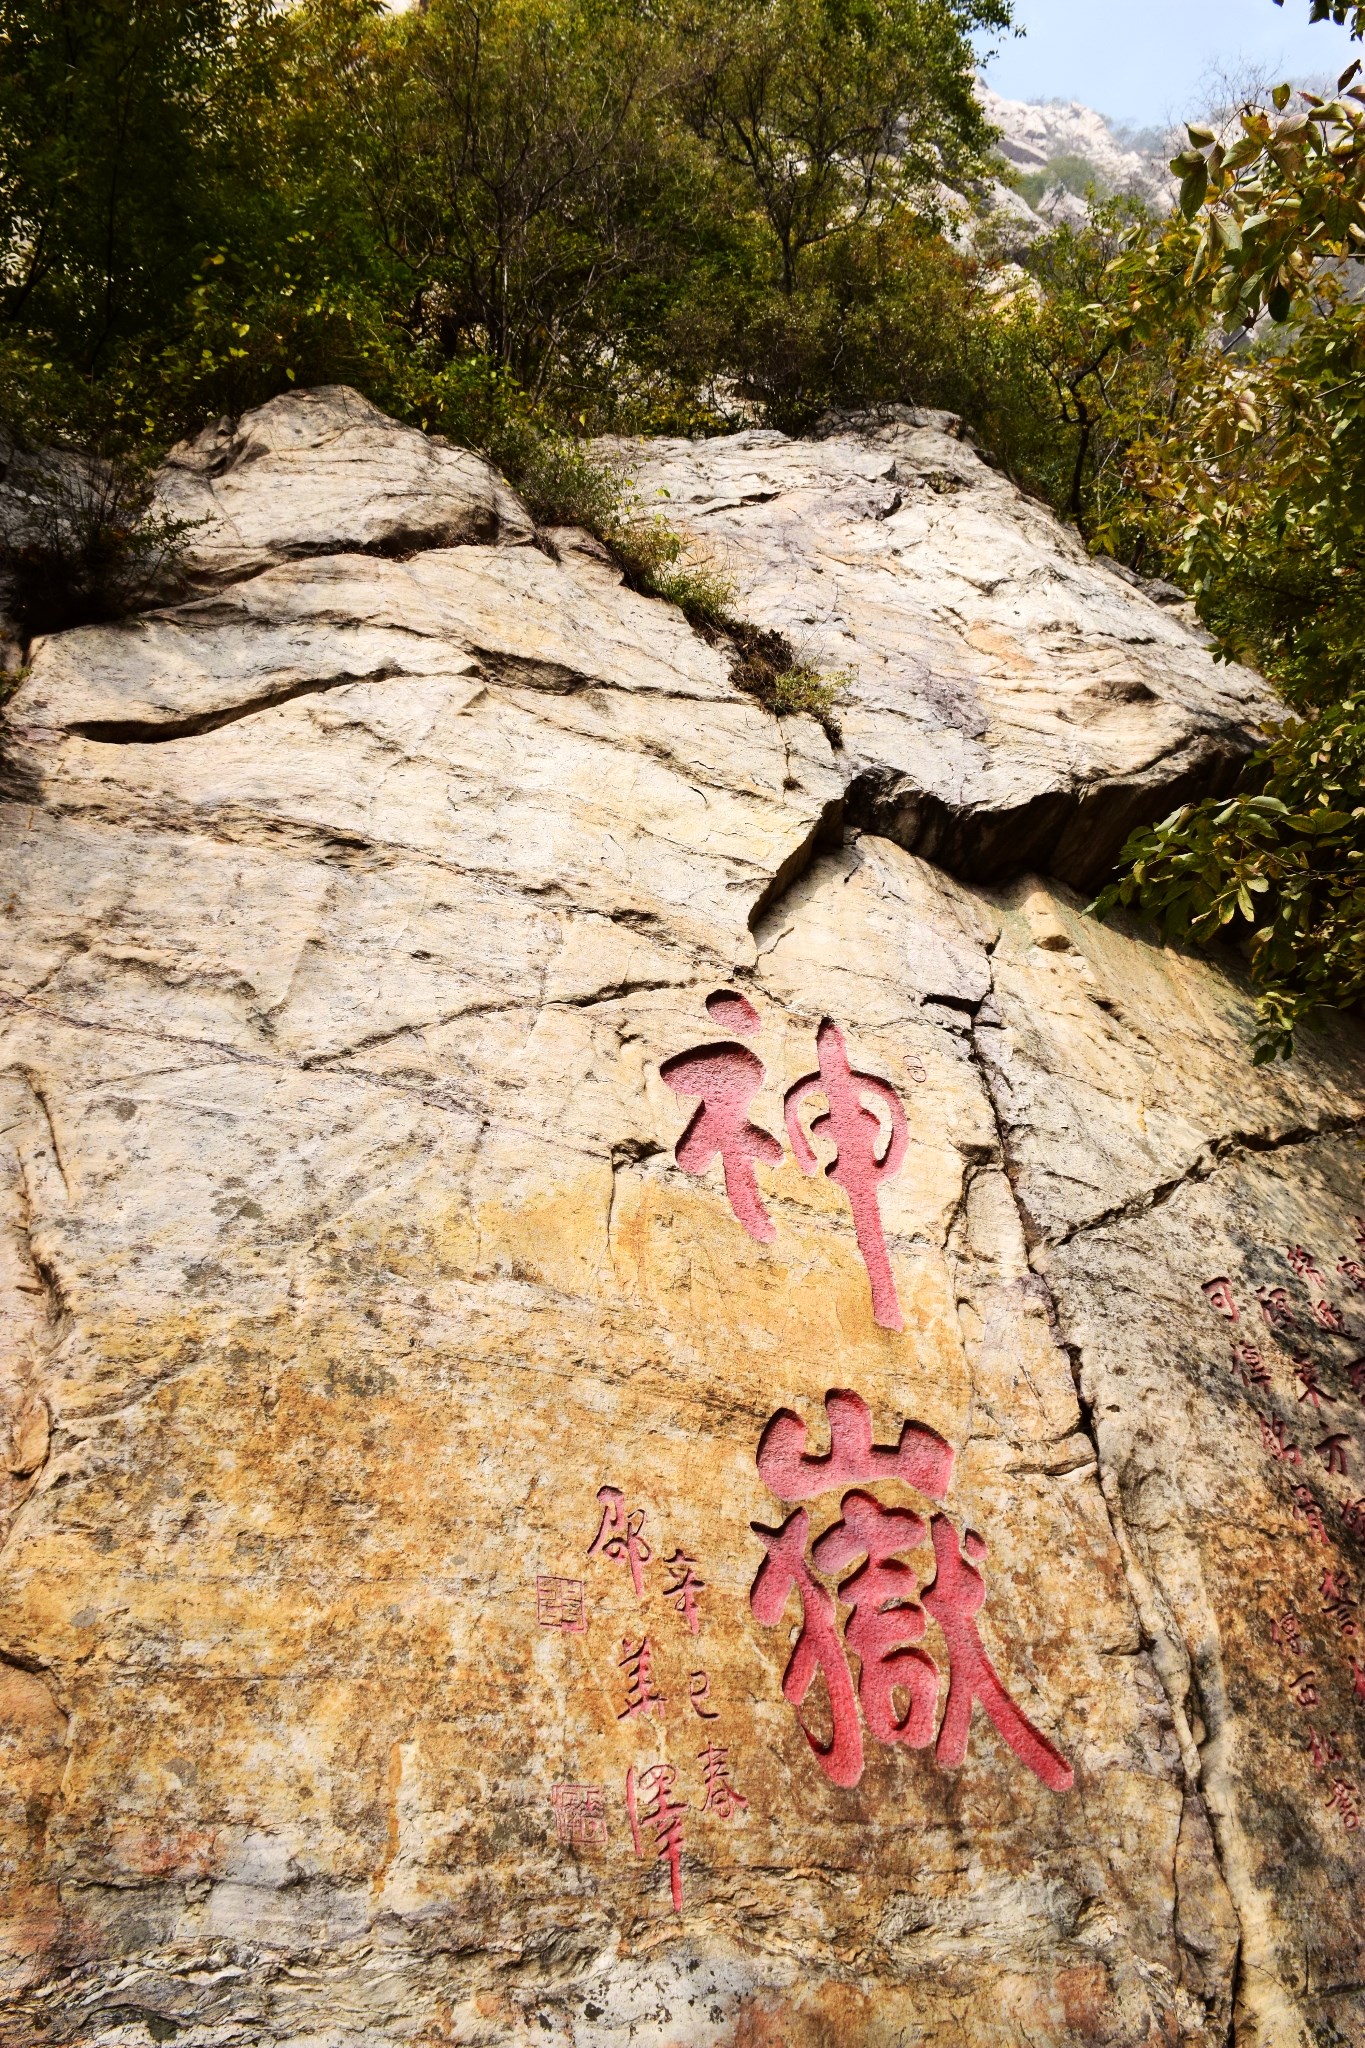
1090,18 -> 1365,1059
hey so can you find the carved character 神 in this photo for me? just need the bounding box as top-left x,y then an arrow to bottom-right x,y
784,1019 -> 909,1329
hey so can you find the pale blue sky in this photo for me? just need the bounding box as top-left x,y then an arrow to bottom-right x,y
978,0 -> 1360,128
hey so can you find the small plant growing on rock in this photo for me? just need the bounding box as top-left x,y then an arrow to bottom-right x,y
609,513 -> 737,635
0,447 -> 193,643
726,625 -> 848,741
500,427 -> 846,737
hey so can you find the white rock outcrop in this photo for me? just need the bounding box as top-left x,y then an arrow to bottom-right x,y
609,417 -> 1276,883
158,384 -> 534,587
2,389 -> 1363,2048
978,85 -> 1174,215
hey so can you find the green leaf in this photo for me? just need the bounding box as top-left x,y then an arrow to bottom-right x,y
1180,162 -> 1210,217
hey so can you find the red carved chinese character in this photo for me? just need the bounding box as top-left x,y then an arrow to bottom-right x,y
1288,1246 -> 1329,1292
1202,1278 -> 1240,1322
757,1387 -> 954,1504
625,1763 -> 686,1912
1312,1299 -> 1348,1334
1339,1259 -> 1365,1297
1322,1567 -> 1359,1637
749,1396 -> 1070,1794
587,1486 -> 651,1597
536,1576 -> 586,1632
810,1491 -> 939,1751
551,1783 -> 607,1847
750,1506 -> 863,1786
1327,1777 -> 1362,1830
1295,1357 -> 1332,1412
1231,1341 -> 1270,1388
1257,1286 -> 1298,1331
1317,1434 -> 1352,1477
1271,1609 -> 1304,1653
662,1550 -> 705,1636
688,1669 -> 719,1719
697,1742 -> 749,1819
617,1637 -> 665,1720
661,993 -> 783,1242
1291,1670 -> 1320,1709
1309,1727 -> 1339,1771
1345,1497 -> 1365,1536
1259,1411 -> 1302,1464
920,1516 -> 1074,1792
1292,1487 -> 1328,1544
784,1020 -> 910,1331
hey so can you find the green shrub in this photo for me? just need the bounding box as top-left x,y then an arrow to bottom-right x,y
0,449 -> 193,639
1092,697 -> 1365,1061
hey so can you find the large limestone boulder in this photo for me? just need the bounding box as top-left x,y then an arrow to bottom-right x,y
1,389 -> 1362,2048
608,418 -> 1278,886
158,384 -> 534,586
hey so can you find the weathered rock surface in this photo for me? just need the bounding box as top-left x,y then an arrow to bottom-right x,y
158,386 -> 534,588
610,420 -> 1278,886
1,390 -> 1363,2048
976,87 -> 1174,222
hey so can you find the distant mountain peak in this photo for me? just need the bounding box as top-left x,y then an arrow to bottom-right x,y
976,84 -> 1174,224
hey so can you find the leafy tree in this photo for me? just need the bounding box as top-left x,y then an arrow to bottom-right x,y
1095,703 -> 1365,1061
1094,20 -> 1365,1058
675,0 -> 1010,297
300,0 -> 684,389
1276,0 -> 1365,32
985,199 -> 1194,538
0,0 -> 286,433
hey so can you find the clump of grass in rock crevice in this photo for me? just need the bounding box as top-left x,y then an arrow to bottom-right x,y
503,428 -> 847,740
0,444 -> 191,642
729,623 -> 850,740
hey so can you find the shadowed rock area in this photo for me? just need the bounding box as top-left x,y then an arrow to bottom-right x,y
1,389 -> 1362,2048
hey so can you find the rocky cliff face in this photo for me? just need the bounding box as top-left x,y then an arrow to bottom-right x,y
977,87 -> 1173,222
2,386 -> 1364,2048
